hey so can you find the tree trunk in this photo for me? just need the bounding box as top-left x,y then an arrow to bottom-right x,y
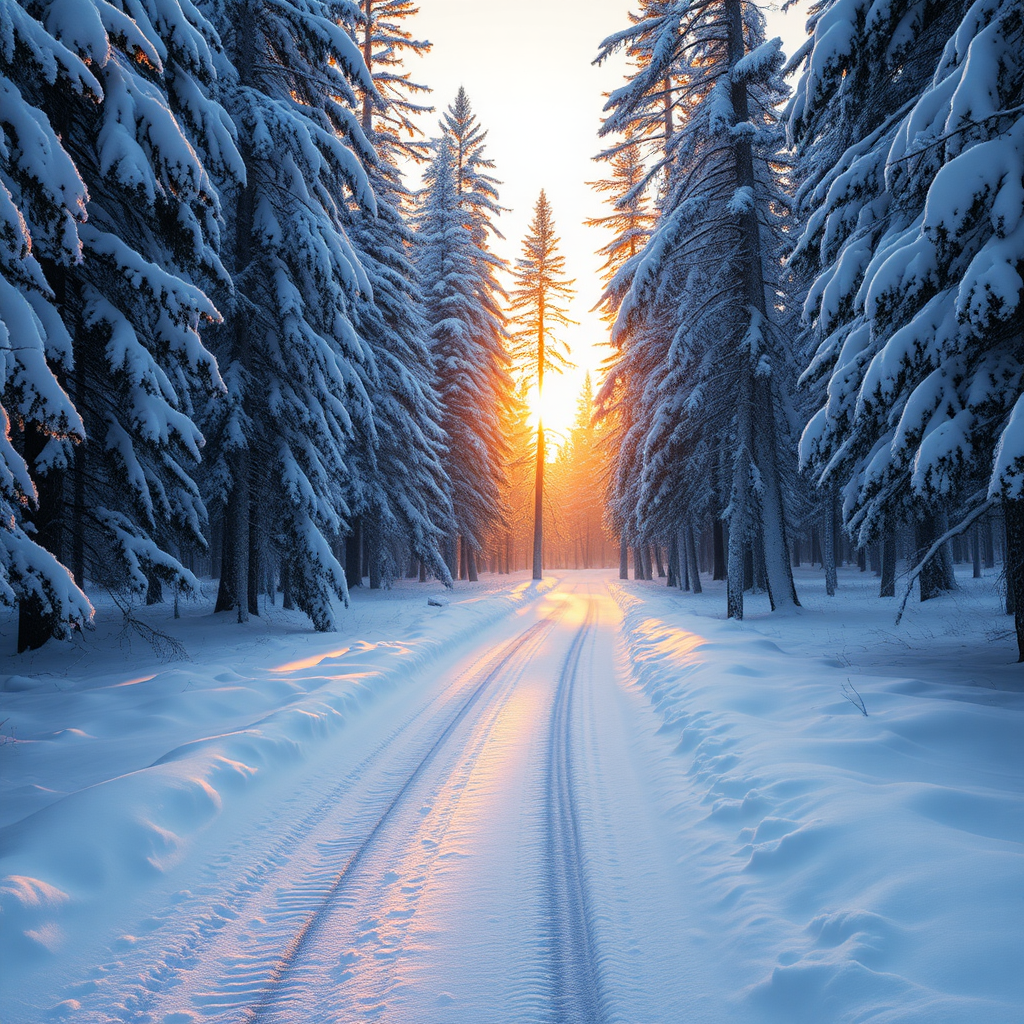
654,544 -> 665,578
619,535 -> 629,580
532,422 -> 544,580
368,521 -> 382,590
972,524 -> 983,578
713,519 -> 727,580
917,514 -> 946,602
687,524 -> 703,595
467,545 -> 478,582
935,512 -> 957,591
215,512 -> 236,613
247,492 -> 260,617
667,534 -> 678,588
345,517 -> 362,589
823,493 -> 838,597
633,545 -> 644,580
880,528 -> 897,598
1003,498 -> 1024,660
743,544 -> 755,592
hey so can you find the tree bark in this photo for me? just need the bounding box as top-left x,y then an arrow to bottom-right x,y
917,514 -> 946,602
823,492 -> 838,597
1003,498 -> 1024,660
467,545 -> 479,582
619,535 -> 629,580
972,524 -> 983,578
687,523 -> 703,594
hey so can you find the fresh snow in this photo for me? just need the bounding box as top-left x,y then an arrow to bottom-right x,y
1,568 -> 1021,1022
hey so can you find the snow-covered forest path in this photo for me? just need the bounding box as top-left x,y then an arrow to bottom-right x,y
4,570 -> 1021,1024
78,581 -> 690,1023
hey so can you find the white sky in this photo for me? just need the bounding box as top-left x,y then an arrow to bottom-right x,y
409,1 -> 808,438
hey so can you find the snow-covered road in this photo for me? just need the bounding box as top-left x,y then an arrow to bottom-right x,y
3,570 -> 1022,1023
105,581 -> 690,1023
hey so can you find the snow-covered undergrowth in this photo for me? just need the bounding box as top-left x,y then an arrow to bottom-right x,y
0,574 -> 553,979
611,568 -> 1024,1024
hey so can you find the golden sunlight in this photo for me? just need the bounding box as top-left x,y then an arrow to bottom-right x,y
525,374 -> 583,447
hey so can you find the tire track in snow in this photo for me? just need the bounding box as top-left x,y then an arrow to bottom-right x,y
242,611 -> 565,1023
546,596 -> 607,1024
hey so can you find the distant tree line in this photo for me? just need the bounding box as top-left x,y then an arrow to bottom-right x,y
592,0 -> 1024,656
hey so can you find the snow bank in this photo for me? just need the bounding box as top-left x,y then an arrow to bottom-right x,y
0,574 -> 554,983
610,573 -> 1023,1023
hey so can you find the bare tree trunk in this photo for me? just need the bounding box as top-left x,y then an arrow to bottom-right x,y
247,481 -> 260,616
687,523 -> 703,595
368,521 -> 382,590
345,517 -> 362,590
619,535 -> 629,580
972,523 -> 983,578
823,490 -> 838,597
713,519 -> 727,580
880,527 -> 897,598
234,451 -> 251,623
467,545 -> 479,582
917,514 -> 947,602
1003,499 -> 1024,660
654,544 -> 665,578
935,511 -> 957,591
532,422 -> 544,580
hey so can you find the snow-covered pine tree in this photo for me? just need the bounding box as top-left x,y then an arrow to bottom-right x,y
441,88 -> 505,249
354,0 -> 432,159
791,1 -> 969,602
9,0 -> 240,650
509,190 -> 576,581
207,0 -> 378,630
0,2 -> 95,645
416,131 -> 511,581
793,0 -> 1024,654
588,136 -> 658,565
339,1 -> 453,590
597,0 -> 800,619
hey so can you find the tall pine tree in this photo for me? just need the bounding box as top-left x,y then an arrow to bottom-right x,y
509,191 -> 576,581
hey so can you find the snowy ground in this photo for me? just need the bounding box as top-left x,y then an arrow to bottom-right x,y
1,568 -> 1021,1022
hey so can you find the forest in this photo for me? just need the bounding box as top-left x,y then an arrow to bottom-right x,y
2,0 -> 1023,656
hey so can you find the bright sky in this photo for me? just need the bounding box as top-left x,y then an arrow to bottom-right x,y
410,1 -> 807,443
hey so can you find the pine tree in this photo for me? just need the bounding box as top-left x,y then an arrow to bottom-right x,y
416,133 -> 511,581
207,0 -> 378,631
509,191 -> 576,581
793,0 -> 1024,653
791,0 -> 969,602
341,0 -> 453,589
596,0 -> 800,618
354,0 -> 432,159
0,1 -> 94,643
10,0 -> 240,649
